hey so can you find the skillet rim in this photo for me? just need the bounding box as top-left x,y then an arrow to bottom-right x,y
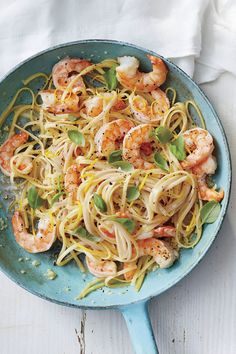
0,39 -> 232,309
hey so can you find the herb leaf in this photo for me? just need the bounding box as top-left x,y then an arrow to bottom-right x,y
112,217 -> 136,233
51,192 -> 64,206
111,161 -> 134,172
93,193 -> 107,212
104,64 -> 118,90
153,152 -> 169,172
68,130 -> 85,147
67,115 -> 78,122
200,201 -> 221,225
169,135 -> 186,161
75,226 -> 100,242
108,150 -> 123,163
127,186 -> 140,202
155,126 -> 173,144
27,186 -> 44,209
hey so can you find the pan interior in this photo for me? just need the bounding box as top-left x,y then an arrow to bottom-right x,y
0,40 -> 231,308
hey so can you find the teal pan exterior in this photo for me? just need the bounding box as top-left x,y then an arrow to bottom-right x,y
0,40 -> 231,354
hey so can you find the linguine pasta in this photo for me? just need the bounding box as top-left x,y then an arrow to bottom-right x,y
0,56 -> 222,298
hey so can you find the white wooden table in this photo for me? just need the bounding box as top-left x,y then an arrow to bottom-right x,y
0,73 -> 236,354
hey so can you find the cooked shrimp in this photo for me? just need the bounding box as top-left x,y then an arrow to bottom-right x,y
129,89 -> 170,123
52,58 -> 91,91
40,89 -> 79,114
124,227 -> 176,280
192,155 -> 217,176
197,175 -> 224,202
137,226 -> 176,240
84,96 -> 103,117
123,261 -> 137,281
14,156 -> 33,175
192,155 -> 224,202
137,238 -> 178,268
112,99 -> 127,111
84,94 -> 127,118
181,128 -> 214,170
95,119 -> 134,157
12,211 -> 56,253
154,226 -> 176,237
0,132 -> 29,174
115,211 -> 130,218
123,124 -> 154,169
116,55 -> 168,92
84,93 -> 114,117
86,256 -> 117,278
100,227 -> 115,239
64,164 -> 83,199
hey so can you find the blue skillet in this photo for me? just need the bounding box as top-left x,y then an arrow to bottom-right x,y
0,40 -> 231,354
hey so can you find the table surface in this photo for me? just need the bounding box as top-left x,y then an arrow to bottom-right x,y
0,72 -> 236,354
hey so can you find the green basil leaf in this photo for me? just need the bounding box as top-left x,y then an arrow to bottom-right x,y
127,186 -> 140,202
51,192 -> 64,206
93,193 -> 107,212
153,152 -> 169,172
111,161 -> 134,172
27,186 -> 44,209
149,130 -> 155,138
104,64 -> 118,90
67,115 -> 78,122
155,126 -> 173,144
68,130 -> 85,147
200,201 -> 221,225
112,217 -> 136,233
169,135 -> 186,161
75,226 -> 100,242
108,150 -> 123,163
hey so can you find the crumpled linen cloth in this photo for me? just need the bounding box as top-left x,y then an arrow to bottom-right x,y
0,0 -> 235,83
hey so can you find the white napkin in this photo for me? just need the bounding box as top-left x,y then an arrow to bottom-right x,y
0,0 -> 235,83
194,0 -> 236,83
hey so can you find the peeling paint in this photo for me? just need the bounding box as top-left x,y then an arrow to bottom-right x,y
75,311 -> 87,354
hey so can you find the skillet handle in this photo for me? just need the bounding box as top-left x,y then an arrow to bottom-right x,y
120,301 -> 159,354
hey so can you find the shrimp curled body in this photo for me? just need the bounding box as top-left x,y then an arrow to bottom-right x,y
0,132 -> 29,175
84,94 -> 127,118
95,119 -> 134,157
192,155 -> 224,202
65,164 -> 83,200
154,226 -> 176,238
129,89 -> 170,123
116,55 -> 168,92
52,58 -> 92,91
40,90 -> 80,114
197,175 -> 224,202
86,256 -> 117,278
181,128 -> 214,170
137,226 -> 176,240
138,238 -> 178,268
182,129 -> 223,201
12,211 -> 56,253
123,124 -> 154,169
123,235 -> 177,281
